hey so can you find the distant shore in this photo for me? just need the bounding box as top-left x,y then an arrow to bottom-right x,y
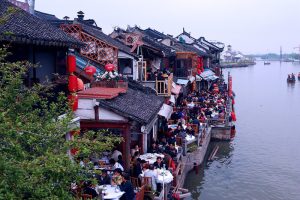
220,61 -> 256,68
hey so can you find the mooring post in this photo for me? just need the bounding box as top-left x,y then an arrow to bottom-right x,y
193,162 -> 198,174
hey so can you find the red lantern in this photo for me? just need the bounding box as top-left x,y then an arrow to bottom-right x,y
68,75 -> 78,92
105,63 -> 115,72
231,111 -> 237,121
67,55 -> 76,73
68,94 -> 78,111
84,66 -> 96,76
77,78 -> 84,91
70,148 -> 79,156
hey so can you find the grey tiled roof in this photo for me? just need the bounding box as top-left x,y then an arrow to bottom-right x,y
35,10 -> 58,21
142,36 -> 176,57
98,81 -> 164,124
0,0 -> 81,47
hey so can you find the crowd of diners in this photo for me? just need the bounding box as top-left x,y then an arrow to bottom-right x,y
172,82 -> 229,127
73,147 -> 175,199
72,80 -> 230,199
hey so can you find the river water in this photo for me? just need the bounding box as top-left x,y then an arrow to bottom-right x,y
184,61 -> 300,200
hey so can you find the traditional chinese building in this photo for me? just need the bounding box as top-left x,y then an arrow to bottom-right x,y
75,80 -> 165,169
0,0 -> 81,91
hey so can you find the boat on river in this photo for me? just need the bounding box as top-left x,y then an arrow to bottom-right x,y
264,61 -> 271,65
287,74 -> 296,83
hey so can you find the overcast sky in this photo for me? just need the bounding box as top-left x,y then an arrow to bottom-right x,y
35,0 -> 300,54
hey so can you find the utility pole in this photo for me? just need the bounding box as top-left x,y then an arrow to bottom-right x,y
280,46 -> 282,62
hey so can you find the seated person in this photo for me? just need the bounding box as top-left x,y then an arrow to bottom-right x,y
153,157 -> 168,170
109,158 -> 124,171
131,151 -> 140,166
82,181 -> 98,198
165,144 -> 177,158
192,117 -> 200,126
96,169 -> 111,185
119,174 -> 135,200
131,144 -> 140,156
112,168 -> 124,186
159,137 -> 167,146
167,134 -> 176,145
112,149 -> 122,162
99,153 -> 110,164
132,158 -> 143,178
113,168 -> 122,177
148,142 -> 161,154
186,126 -> 195,136
117,155 -> 124,168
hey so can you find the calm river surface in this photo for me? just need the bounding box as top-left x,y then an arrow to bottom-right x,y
184,61 -> 300,200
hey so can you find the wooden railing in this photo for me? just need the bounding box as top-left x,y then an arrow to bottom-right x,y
91,80 -> 128,90
155,73 -> 173,97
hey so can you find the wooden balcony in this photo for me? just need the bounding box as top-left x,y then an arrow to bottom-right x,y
155,73 -> 173,97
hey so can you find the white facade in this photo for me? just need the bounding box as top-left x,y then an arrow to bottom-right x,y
75,98 -> 127,121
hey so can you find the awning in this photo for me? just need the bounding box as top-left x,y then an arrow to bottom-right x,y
208,75 -> 219,81
200,69 -> 219,81
176,79 -> 189,86
171,82 -> 182,95
188,76 -> 195,83
196,75 -> 202,81
170,95 -> 176,104
158,104 -> 173,120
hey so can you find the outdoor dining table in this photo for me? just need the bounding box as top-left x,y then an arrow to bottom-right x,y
96,185 -> 125,200
140,168 -> 173,184
139,153 -> 165,165
168,124 -> 187,130
155,169 -> 173,184
185,134 -> 195,142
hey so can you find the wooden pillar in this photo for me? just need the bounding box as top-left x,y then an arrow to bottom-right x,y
140,134 -> 145,154
123,125 -> 131,170
94,105 -> 99,121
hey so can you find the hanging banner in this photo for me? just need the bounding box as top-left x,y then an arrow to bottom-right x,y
228,76 -> 233,97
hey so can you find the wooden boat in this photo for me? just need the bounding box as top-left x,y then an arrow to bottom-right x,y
287,76 -> 296,83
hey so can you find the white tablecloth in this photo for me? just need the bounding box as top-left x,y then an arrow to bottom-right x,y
96,185 -> 124,200
139,153 -> 165,164
185,135 -> 195,142
168,124 -> 187,130
156,169 -> 173,184
140,169 -> 173,184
